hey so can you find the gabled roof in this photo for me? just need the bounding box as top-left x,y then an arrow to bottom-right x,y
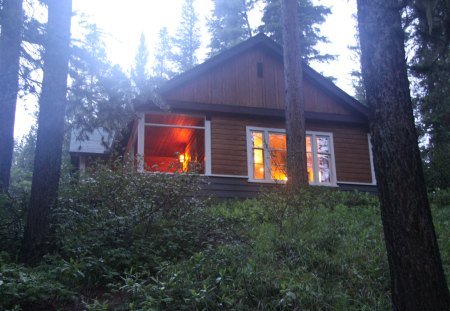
158,33 -> 367,117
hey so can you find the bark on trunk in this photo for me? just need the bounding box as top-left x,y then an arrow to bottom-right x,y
281,0 -> 308,190
356,0 -> 450,309
0,0 -> 23,193
21,0 -> 72,263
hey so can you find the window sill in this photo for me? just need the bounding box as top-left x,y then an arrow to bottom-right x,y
248,178 -> 338,187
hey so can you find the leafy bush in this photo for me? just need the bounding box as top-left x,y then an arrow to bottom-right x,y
429,188 -> 450,208
3,168 -> 449,310
53,159 -> 213,285
102,189 -> 392,310
0,252 -> 74,310
0,194 -> 24,255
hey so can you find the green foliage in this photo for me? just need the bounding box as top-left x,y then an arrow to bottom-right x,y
429,188 -> 450,208
260,0 -> 334,63
131,32 -> 151,94
9,128 -> 36,196
103,189 -> 392,310
0,252 -> 74,310
408,0 -> 450,188
172,0 -> 201,72
67,21 -> 134,137
54,160 -> 210,280
0,194 -> 24,255
208,0 -> 255,55
151,27 -> 176,84
2,170 -> 449,310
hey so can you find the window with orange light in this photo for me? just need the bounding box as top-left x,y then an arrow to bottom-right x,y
247,127 -> 335,185
248,128 -> 287,182
143,113 -> 205,173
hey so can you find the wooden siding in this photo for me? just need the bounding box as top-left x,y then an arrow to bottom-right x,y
211,115 -> 373,184
200,176 -> 377,200
164,47 -> 353,116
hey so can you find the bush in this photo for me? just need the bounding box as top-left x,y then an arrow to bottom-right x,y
103,190 -> 391,310
0,194 -> 25,256
0,252 -> 74,310
429,188 -> 450,208
52,159 -> 215,288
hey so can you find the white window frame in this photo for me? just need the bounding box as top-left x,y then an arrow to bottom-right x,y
137,112 -> 211,175
246,126 -> 337,186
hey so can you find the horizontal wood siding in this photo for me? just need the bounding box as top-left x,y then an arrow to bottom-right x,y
307,122 -> 373,183
164,48 -> 354,116
200,176 -> 377,200
211,116 -> 373,184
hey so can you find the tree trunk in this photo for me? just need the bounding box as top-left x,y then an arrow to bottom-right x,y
0,0 -> 23,193
356,1 -> 450,309
21,0 -> 72,264
281,0 -> 308,190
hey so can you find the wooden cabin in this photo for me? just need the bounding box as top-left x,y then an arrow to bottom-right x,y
125,34 -> 376,199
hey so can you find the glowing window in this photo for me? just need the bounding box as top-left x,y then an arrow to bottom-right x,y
246,127 -> 335,185
143,113 -> 205,173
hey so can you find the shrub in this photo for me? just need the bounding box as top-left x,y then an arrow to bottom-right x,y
52,159 -> 214,288
103,190 -> 391,310
0,194 -> 25,256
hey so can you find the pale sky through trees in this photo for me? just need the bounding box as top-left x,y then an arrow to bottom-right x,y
14,0 -> 358,138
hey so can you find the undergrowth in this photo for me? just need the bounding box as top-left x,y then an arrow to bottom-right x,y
1,165 -> 449,310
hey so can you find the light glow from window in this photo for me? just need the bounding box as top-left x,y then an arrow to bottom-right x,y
247,127 -> 335,185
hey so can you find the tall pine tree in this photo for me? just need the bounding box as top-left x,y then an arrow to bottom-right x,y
131,32 -> 150,93
281,0 -> 308,189
68,21 -> 134,138
151,27 -> 175,85
357,0 -> 450,308
260,0 -> 332,63
0,0 -> 23,193
409,0 -> 450,189
21,0 -> 72,263
172,0 -> 201,73
208,0 -> 255,55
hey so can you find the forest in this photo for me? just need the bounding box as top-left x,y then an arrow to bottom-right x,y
0,0 -> 449,310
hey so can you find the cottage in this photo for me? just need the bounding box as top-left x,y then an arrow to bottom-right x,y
71,34 -> 376,199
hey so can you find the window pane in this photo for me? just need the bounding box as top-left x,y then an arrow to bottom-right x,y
144,126 -> 204,173
253,149 -> 264,179
269,133 -> 286,149
270,150 -> 287,181
252,132 -> 264,148
307,152 -> 314,182
253,149 -> 264,164
316,136 -> 330,154
318,154 -> 331,183
306,135 -> 312,153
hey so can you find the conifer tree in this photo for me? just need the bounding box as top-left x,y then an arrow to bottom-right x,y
260,0 -> 332,63
131,32 -> 150,93
21,0 -> 72,263
0,0 -> 23,193
409,0 -> 450,189
208,0 -> 255,55
151,27 -> 175,84
172,0 -> 201,73
281,0 -> 308,189
67,21 -> 134,136
357,0 -> 450,308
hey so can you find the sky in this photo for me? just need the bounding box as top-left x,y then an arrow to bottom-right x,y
14,0 -> 359,139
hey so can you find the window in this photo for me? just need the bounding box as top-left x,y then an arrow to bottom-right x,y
140,113 -> 206,173
246,127 -> 336,185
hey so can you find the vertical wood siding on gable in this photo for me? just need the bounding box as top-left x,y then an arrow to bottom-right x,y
164,48 -> 353,116
211,115 -> 373,183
